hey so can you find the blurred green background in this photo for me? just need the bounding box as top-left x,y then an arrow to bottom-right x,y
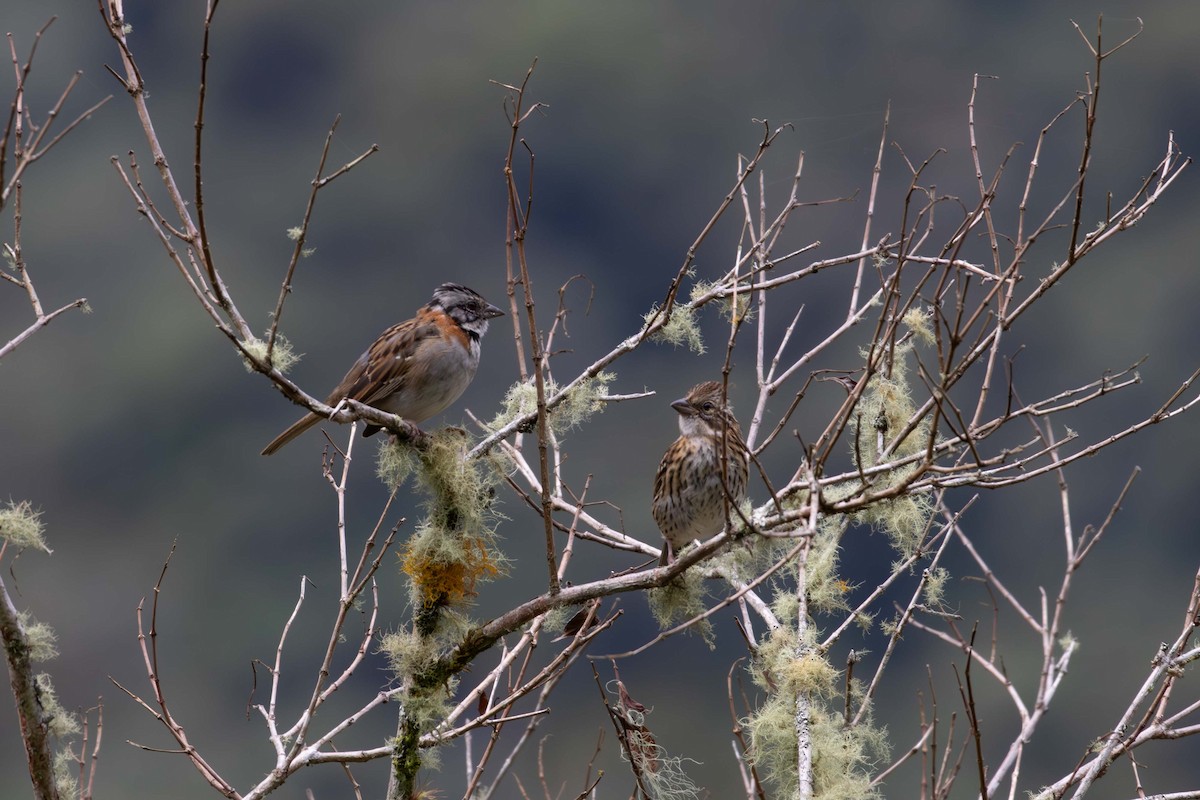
2,1 -> 1199,797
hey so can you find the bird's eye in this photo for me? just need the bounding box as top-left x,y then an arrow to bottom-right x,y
701,401 -> 715,412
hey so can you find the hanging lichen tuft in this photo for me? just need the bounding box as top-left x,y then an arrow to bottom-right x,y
379,428 -> 508,637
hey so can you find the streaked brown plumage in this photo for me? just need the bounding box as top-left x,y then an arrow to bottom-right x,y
651,381 -> 749,563
261,283 -> 503,455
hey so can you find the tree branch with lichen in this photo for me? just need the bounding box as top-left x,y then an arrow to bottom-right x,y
91,7 -> 1200,799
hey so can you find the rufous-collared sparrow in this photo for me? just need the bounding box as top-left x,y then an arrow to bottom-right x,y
261,283 -> 504,455
651,381 -> 749,564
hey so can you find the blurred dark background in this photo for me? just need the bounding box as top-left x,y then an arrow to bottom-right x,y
2,1 -> 1199,797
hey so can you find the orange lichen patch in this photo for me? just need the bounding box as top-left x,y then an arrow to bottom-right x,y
402,534 -> 501,606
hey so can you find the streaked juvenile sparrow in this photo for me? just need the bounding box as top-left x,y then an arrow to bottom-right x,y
261,283 -> 504,455
651,381 -> 750,563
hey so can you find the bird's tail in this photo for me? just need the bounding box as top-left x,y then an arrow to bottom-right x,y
261,413 -> 321,456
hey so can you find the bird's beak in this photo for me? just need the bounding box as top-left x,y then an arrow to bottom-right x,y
484,302 -> 505,319
671,398 -> 695,416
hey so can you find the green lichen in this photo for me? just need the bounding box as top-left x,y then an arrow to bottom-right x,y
53,747 -> 78,799
378,428 -> 507,654
379,631 -> 459,738
805,516 -> 853,616
376,438 -> 419,489
902,306 -> 936,347
0,500 -> 48,552
17,612 -> 58,662
551,371 -> 616,432
379,430 -> 507,633
487,372 -> 616,438
690,279 -> 754,324
846,342 -> 936,557
540,605 -> 573,637
647,565 -> 714,648
922,566 -> 951,608
240,334 -> 301,375
645,303 -> 705,354
853,492 -> 934,559
745,625 -> 889,799
35,674 -> 78,738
